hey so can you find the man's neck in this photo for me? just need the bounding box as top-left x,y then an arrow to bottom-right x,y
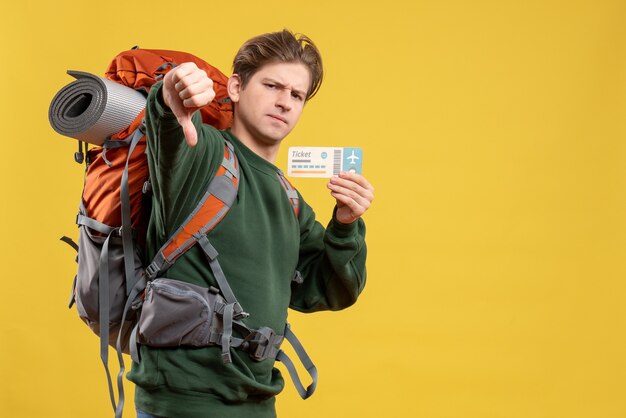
231,124 -> 280,164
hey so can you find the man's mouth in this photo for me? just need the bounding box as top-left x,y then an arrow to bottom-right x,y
268,114 -> 287,124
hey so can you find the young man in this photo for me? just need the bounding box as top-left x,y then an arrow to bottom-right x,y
128,30 -> 374,418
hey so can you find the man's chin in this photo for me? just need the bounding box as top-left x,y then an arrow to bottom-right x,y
260,127 -> 291,144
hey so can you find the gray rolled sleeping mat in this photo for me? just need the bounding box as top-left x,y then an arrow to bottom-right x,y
48,71 -> 146,145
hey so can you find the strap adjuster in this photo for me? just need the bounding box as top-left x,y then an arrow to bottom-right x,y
145,262 -> 160,279
233,302 -> 249,320
243,327 -> 281,361
215,301 -> 249,319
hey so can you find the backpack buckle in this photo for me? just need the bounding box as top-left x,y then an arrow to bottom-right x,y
145,262 -> 160,280
233,302 -> 249,320
243,327 -> 281,362
142,180 -> 152,194
116,226 -> 137,239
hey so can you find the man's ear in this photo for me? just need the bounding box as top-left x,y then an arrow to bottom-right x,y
227,74 -> 242,103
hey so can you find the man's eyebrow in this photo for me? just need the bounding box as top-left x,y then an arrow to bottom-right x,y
262,78 -> 306,97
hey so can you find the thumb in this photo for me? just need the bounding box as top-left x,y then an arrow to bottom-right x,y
177,113 -> 198,147
163,73 -> 199,148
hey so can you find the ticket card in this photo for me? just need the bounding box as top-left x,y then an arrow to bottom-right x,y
287,147 -> 363,178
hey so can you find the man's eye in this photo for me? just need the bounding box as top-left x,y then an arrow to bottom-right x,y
265,83 -> 276,89
292,92 -> 303,101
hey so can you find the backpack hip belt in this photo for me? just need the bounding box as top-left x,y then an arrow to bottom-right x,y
136,278 -> 285,363
135,276 -> 318,399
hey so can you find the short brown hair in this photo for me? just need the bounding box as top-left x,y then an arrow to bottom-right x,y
233,29 -> 324,101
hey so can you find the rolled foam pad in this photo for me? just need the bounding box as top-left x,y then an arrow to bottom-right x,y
49,71 -> 147,146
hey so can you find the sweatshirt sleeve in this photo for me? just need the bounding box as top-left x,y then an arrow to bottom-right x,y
145,82 -> 224,237
289,197 -> 368,313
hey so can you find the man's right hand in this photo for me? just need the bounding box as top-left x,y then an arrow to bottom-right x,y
162,62 -> 216,147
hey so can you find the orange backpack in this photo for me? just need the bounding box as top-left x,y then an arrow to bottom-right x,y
82,48 -> 233,233
51,48 -> 313,418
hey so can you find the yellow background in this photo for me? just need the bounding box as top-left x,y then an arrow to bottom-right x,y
1,0 -> 625,417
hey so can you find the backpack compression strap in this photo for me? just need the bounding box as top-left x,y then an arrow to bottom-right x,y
114,125 -> 147,418
277,324 -> 318,399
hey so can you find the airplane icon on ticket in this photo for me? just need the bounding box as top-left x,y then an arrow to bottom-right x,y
347,150 -> 360,165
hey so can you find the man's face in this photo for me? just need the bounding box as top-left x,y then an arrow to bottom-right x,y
228,61 -> 311,150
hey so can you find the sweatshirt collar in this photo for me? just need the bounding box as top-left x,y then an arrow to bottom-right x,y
223,130 -> 282,177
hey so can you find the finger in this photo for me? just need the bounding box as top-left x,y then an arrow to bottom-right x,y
177,80 -> 212,104
175,63 -> 206,80
165,65 -> 207,99
169,62 -> 200,85
328,176 -> 374,205
177,75 -> 213,98
181,88 -> 216,109
175,74 -> 210,99
338,171 -> 374,193
330,173 -> 371,194
327,182 -> 372,211
177,114 -> 198,147
330,192 -> 366,221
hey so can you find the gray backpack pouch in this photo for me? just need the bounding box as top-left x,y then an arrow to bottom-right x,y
138,278 -> 224,347
75,224 -> 143,353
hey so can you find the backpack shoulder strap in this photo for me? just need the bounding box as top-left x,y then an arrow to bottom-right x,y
276,170 -> 299,218
142,138 -> 248,342
145,139 -> 239,280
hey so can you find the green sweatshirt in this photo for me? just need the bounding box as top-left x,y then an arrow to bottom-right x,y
127,82 -> 367,418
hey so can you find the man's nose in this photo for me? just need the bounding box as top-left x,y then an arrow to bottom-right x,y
276,89 -> 292,111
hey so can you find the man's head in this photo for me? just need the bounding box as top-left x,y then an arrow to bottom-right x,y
227,30 -> 324,160
232,29 -> 323,102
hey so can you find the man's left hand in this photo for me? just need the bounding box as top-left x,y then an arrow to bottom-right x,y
327,172 -> 374,224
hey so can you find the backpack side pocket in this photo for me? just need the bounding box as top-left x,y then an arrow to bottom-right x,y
75,223 -> 143,352
138,278 -> 223,347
